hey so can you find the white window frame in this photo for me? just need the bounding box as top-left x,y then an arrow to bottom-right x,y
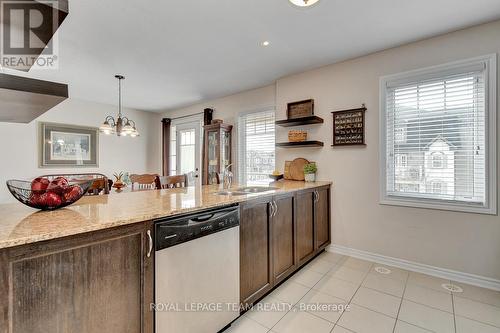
379,54 -> 497,214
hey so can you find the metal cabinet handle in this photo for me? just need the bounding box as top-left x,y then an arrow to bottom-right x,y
270,200 -> 277,217
164,234 -> 177,240
147,230 -> 153,258
314,191 -> 319,203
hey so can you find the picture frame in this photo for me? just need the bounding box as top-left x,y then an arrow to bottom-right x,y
39,122 -> 99,167
331,106 -> 367,146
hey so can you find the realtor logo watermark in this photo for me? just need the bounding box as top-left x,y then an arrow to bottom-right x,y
1,0 -> 60,70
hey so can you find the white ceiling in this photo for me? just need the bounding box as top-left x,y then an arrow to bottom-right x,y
15,0 -> 500,112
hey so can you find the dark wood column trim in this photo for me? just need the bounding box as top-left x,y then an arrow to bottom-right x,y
204,108 -> 214,125
161,118 -> 171,176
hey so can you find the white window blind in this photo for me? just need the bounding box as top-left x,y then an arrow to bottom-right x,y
238,110 -> 275,185
381,55 -> 497,214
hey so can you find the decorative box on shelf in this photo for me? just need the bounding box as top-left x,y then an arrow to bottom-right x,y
288,130 -> 307,142
287,99 -> 314,119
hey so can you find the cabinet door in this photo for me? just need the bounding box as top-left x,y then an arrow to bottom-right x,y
204,129 -> 220,184
296,190 -> 315,265
239,198 -> 273,307
0,222 -> 154,333
315,187 -> 331,250
271,193 -> 296,284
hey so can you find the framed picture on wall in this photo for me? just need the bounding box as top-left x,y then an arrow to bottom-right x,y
39,122 -> 99,167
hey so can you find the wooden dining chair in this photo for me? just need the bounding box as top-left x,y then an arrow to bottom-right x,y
87,178 -> 113,195
130,174 -> 159,190
157,175 -> 188,189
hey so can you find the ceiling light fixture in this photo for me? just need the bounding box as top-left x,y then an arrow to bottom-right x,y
100,75 -> 139,137
262,41 -> 270,47
289,0 -> 320,7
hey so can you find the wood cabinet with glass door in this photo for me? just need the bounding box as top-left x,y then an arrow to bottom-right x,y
202,123 -> 232,185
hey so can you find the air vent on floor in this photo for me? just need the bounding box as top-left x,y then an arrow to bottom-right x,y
441,283 -> 463,293
374,266 -> 392,275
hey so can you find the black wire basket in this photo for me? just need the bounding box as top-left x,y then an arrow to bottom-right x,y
6,178 -> 94,211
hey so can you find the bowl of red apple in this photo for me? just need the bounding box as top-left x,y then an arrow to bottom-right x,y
6,176 -> 94,211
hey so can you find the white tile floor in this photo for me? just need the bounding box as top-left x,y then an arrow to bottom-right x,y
226,252 -> 500,333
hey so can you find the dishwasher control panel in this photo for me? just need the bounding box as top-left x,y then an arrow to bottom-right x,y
154,205 -> 239,250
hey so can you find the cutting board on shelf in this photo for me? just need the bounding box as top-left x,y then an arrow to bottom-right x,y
284,158 -> 310,181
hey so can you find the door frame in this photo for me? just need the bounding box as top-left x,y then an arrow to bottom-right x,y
172,116 -> 203,182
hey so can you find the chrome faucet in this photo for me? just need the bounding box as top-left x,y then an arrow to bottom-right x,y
222,164 -> 233,189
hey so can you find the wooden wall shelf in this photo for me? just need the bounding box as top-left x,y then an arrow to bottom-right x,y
276,141 -> 324,148
275,116 -> 324,127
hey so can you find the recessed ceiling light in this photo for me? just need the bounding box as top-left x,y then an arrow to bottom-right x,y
289,0 -> 320,7
261,41 -> 270,47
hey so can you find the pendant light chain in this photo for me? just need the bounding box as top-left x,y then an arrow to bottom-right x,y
118,76 -> 122,118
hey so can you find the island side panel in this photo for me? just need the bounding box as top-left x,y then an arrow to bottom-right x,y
0,222 -> 154,333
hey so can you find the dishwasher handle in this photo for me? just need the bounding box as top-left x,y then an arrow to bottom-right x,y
155,205 -> 240,250
189,209 -> 236,223
189,213 -> 215,223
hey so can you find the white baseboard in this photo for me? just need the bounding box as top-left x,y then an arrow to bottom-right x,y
328,244 -> 500,291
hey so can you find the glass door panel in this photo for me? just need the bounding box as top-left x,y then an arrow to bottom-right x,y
175,121 -> 201,184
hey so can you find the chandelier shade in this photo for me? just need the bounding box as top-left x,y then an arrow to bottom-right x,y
289,0 -> 320,7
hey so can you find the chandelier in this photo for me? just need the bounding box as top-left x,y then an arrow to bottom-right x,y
99,75 -> 139,137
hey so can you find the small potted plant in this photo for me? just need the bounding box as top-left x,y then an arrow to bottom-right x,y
303,163 -> 317,182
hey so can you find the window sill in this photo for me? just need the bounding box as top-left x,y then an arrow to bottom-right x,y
380,196 -> 497,215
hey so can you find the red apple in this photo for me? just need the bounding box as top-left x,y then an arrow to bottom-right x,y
31,177 -> 50,194
63,186 -> 83,203
29,193 -> 43,206
47,177 -> 69,195
42,192 -> 62,207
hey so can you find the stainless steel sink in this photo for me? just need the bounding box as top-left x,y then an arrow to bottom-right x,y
214,186 -> 278,196
235,186 -> 278,193
214,190 -> 247,196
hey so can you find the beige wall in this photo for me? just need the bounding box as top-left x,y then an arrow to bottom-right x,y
0,98 -> 162,203
276,20 -> 500,280
167,20 -> 500,280
163,85 -> 276,180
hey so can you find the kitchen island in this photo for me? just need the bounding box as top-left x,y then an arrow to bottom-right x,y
0,180 -> 331,333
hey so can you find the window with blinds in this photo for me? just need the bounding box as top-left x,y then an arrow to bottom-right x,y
380,55 -> 496,214
238,110 -> 275,186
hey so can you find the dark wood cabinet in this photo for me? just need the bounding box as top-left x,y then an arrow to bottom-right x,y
0,222 -> 154,333
315,187 -> 331,250
202,123 -> 233,185
239,185 -> 331,307
271,192 -> 296,284
239,197 -> 273,307
296,189 -> 316,265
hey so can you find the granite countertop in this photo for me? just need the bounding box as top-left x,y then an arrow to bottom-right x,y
0,180 -> 331,250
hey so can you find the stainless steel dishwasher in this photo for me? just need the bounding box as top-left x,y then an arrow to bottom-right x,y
154,205 -> 240,333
